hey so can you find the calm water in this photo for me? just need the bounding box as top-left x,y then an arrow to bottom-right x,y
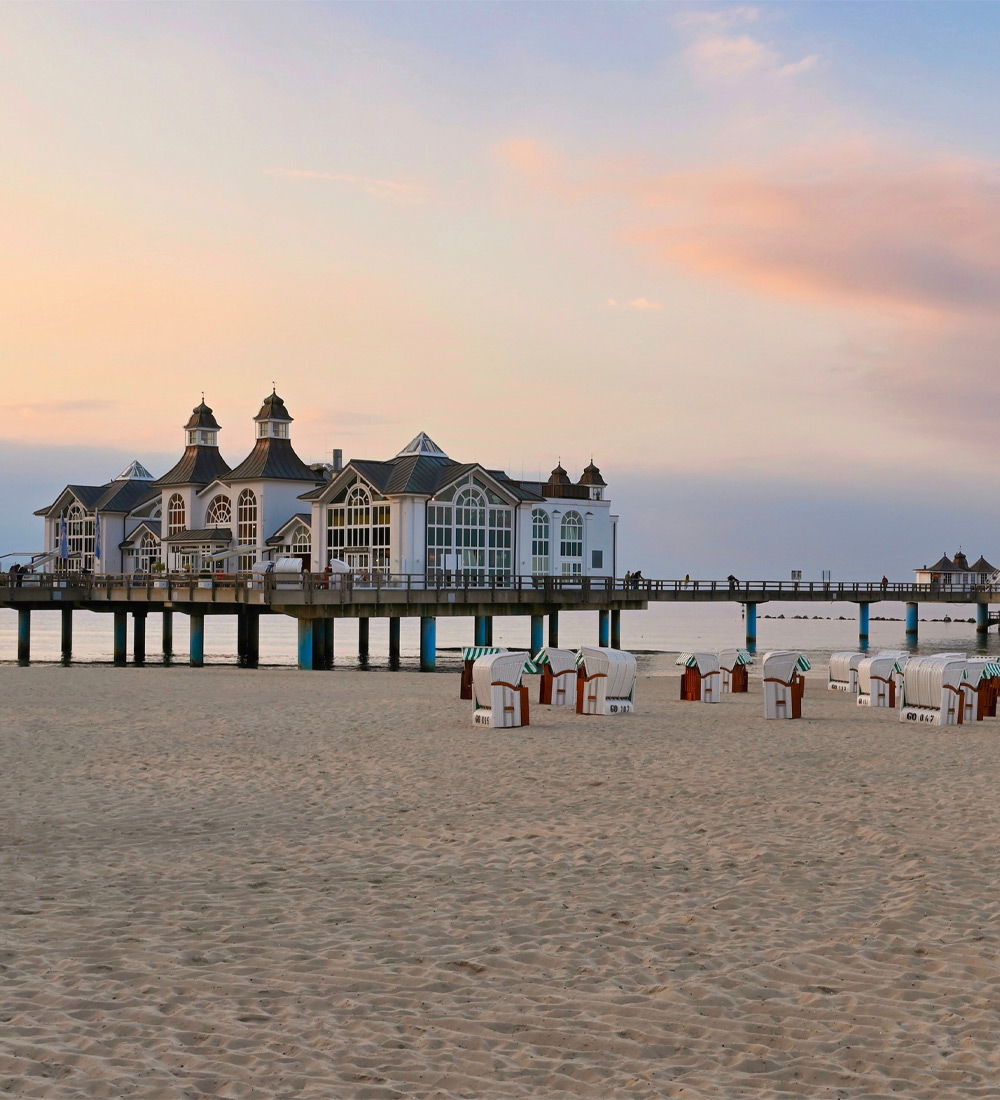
1,601 -> 994,672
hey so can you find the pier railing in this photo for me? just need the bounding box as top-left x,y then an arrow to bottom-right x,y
0,571 -> 992,600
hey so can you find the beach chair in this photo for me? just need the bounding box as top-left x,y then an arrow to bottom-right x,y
898,656 -> 971,726
676,652 -> 722,702
472,652 -> 531,728
857,652 -> 907,708
534,647 -> 578,706
576,647 -> 637,715
460,646 -> 509,699
718,648 -> 751,693
762,651 -> 810,719
828,651 -> 864,693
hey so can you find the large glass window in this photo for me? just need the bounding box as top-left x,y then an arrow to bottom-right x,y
237,489 -> 258,571
560,510 -> 583,575
531,509 -> 550,575
167,494 -> 185,536
136,533 -> 158,574
426,481 -> 512,583
291,526 -> 311,556
57,503 -> 96,571
326,484 -> 390,571
206,495 -> 232,527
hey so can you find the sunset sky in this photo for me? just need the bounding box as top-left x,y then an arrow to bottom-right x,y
3,2 -> 999,575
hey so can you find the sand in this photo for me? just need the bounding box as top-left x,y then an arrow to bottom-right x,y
3,664 -> 1000,1099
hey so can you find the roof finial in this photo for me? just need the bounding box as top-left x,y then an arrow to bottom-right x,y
201,390 -> 205,403
272,381 -> 276,395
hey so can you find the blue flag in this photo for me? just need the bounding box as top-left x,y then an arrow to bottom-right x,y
94,513 -> 101,564
59,516 -> 69,560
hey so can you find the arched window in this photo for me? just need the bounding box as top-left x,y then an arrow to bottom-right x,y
560,510 -> 584,575
137,533 -> 158,574
531,509 -> 550,575
291,525 -> 311,555
346,486 -> 371,552
58,502 -> 96,570
455,487 -> 487,579
237,489 -> 257,570
167,494 -> 185,536
205,495 -> 232,527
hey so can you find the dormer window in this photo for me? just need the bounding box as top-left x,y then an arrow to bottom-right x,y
187,431 -> 198,446
202,430 -> 217,446
258,421 -> 289,439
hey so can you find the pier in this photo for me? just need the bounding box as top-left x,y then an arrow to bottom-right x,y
3,572 -> 997,668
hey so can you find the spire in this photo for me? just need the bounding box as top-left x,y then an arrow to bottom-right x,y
184,398 -> 221,446
396,431 -> 448,458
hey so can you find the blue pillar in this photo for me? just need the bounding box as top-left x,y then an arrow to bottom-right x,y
598,609 -> 610,648
611,609 -> 621,650
133,611 -> 146,666
114,610 -> 128,666
978,603 -> 990,635
297,618 -> 315,670
906,602 -> 919,639
530,614 -> 544,655
859,602 -> 869,649
162,610 -> 173,660
475,615 -> 488,646
61,607 -> 73,663
420,615 -> 436,671
358,617 -> 370,661
745,602 -> 757,652
190,612 -> 205,668
388,617 -> 400,666
548,611 -> 559,648
17,608 -> 30,666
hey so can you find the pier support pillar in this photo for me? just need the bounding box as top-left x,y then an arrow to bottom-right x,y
420,615 -> 436,672
485,616 -> 493,646
297,619 -> 316,671
237,608 -> 248,665
133,610 -> 147,666
745,602 -> 757,653
17,608 -> 30,666
530,614 -> 544,656
113,610 -> 128,667
358,617 -> 370,662
598,609 -> 610,648
388,617 -> 400,667
162,610 -> 173,661
906,602 -> 919,641
245,608 -> 259,668
474,615 -> 488,647
977,603 -> 990,635
60,606 -> 73,663
189,612 -> 205,668
611,609 -> 621,650
321,618 -> 335,669
858,603 -> 870,649
548,611 -> 559,648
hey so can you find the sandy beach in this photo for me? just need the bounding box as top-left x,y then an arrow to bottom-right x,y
4,664 -> 1000,1099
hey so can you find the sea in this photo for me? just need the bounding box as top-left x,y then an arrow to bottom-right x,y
1,601 -> 996,672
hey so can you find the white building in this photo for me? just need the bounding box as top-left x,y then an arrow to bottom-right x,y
35,394 -> 620,581
913,551 -> 997,592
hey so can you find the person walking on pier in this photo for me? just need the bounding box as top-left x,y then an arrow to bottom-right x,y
881,575 -> 888,592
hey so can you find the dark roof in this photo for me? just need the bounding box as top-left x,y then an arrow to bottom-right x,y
163,528 -> 234,545
266,513 -> 312,544
927,554 -> 958,572
227,438 -> 319,482
119,520 -> 162,548
155,445 -> 232,488
35,480 -> 158,517
546,462 -> 571,487
970,555 -> 997,573
184,400 -> 221,431
953,551 -> 970,570
95,479 -> 160,513
254,391 -> 293,422
578,460 -> 606,487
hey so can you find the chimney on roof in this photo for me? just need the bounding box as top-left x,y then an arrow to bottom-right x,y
332,448 -> 343,473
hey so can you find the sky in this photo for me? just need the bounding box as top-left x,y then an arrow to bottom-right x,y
2,1 -> 999,577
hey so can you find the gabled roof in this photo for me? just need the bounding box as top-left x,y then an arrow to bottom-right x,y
226,438 -> 320,482
266,513 -> 312,545
396,431 -> 448,458
154,445 -> 232,488
119,520 -> 162,548
35,479 -> 158,517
